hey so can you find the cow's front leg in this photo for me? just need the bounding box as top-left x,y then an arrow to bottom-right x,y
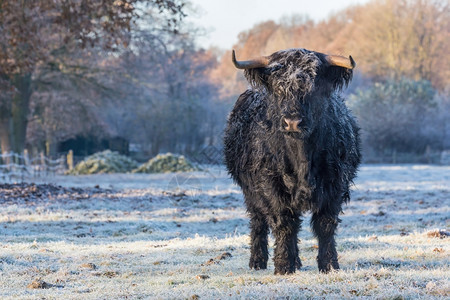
248,213 -> 269,270
311,212 -> 340,273
271,212 -> 301,275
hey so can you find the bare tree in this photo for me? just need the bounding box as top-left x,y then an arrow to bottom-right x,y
0,0 -> 186,155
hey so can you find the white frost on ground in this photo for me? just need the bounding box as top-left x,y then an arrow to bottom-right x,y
0,165 -> 449,299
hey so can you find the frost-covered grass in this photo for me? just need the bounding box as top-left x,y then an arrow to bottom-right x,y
0,165 -> 449,299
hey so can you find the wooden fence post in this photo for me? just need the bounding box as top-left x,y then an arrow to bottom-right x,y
24,149 -> 30,166
67,150 -> 74,171
40,152 -> 45,175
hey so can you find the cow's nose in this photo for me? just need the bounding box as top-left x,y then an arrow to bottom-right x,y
283,118 -> 302,132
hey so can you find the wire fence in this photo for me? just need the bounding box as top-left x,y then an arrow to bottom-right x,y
0,151 -> 66,182
2,146 -> 447,184
363,150 -> 448,164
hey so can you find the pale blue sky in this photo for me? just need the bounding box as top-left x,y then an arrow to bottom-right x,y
187,0 -> 370,49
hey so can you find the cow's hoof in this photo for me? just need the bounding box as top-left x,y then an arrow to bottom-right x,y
295,257 -> 302,270
318,261 -> 340,273
249,258 -> 267,270
274,265 -> 295,275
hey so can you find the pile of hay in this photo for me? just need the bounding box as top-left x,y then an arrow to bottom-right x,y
132,153 -> 200,173
66,150 -> 138,175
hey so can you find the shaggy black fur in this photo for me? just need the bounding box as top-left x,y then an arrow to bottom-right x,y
224,48 -> 361,274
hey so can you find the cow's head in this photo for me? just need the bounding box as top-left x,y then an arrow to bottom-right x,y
232,48 -> 355,139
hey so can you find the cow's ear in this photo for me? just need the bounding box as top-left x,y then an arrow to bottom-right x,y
244,68 -> 271,91
326,66 -> 353,91
317,52 -> 354,90
244,63 -> 282,91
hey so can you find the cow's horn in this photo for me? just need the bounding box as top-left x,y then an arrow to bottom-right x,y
232,50 -> 270,69
326,55 -> 356,69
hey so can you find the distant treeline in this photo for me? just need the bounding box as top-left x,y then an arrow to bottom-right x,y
212,0 -> 449,161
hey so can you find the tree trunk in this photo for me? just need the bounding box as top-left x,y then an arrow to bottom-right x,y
0,109 -> 12,153
0,116 -> 13,165
11,73 -> 32,154
0,73 -> 12,159
0,91 -> 13,164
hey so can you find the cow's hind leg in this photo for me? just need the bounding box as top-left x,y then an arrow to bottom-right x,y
295,234 -> 302,270
248,212 -> 269,270
271,212 -> 301,275
311,211 -> 340,273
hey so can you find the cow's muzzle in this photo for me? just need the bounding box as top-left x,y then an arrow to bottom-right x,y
282,118 -> 302,132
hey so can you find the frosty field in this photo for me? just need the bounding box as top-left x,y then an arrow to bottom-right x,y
0,165 -> 449,299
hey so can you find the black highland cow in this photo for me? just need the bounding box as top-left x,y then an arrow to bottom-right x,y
224,48 -> 361,274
